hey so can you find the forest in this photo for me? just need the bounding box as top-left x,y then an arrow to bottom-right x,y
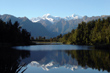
60,17 -> 110,47
0,19 -> 31,47
1,17 -> 110,48
66,50 -> 110,72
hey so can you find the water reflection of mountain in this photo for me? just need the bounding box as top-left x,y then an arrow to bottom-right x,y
0,48 -> 30,73
20,51 -> 87,71
20,50 -> 110,72
0,48 -> 110,73
66,50 -> 110,72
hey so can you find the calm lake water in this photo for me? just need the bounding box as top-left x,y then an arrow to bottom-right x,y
0,44 -> 110,73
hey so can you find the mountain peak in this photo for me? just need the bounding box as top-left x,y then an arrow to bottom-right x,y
18,17 -> 29,21
64,14 -> 82,20
30,14 -> 82,23
71,14 -> 79,17
42,14 -> 54,19
31,14 -> 61,23
43,13 -> 51,17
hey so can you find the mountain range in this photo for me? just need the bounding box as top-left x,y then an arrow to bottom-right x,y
0,14 -> 52,38
31,14 -> 110,35
31,14 -> 82,23
0,14 -> 110,38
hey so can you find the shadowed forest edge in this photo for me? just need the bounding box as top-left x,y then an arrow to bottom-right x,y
1,17 -> 110,49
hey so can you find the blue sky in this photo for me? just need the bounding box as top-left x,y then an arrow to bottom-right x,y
0,0 -> 110,18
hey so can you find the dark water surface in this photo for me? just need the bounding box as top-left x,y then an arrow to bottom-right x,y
0,44 -> 110,73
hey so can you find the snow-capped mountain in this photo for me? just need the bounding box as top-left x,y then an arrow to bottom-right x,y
30,14 -> 82,23
64,14 -> 83,20
30,14 -> 110,36
31,14 -> 61,23
0,14 -> 53,38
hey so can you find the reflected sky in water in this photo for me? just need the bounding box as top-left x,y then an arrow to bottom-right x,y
13,45 -> 92,51
20,66 -> 108,73
17,49 -> 108,73
1,45 -> 109,73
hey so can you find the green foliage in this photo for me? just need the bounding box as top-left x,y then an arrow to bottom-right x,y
66,50 -> 110,72
0,19 -> 31,46
61,17 -> 110,45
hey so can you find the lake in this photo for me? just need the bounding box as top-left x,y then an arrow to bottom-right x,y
0,44 -> 110,73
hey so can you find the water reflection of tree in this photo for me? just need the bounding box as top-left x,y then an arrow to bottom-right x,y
66,50 -> 110,72
0,48 -> 30,73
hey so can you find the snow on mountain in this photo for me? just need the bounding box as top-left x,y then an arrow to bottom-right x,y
64,14 -> 83,20
31,17 -> 42,22
31,14 -> 61,23
30,14 -> 82,23
30,61 -> 85,71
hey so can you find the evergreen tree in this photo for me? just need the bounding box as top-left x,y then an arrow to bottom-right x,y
60,17 -> 110,46
0,19 -> 31,46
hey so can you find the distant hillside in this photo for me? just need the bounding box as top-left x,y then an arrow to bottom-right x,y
0,14 -> 53,38
60,17 -> 110,46
1,14 -> 110,38
31,14 -> 110,35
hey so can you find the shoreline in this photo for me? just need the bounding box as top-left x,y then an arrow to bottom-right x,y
1,41 -> 110,50
0,42 -> 36,48
32,41 -> 62,45
62,42 -> 110,50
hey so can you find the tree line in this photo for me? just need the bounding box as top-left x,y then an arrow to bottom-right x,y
60,17 -> 110,45
0,19 -> 31,46
31,34 -> 62,42
66,50 -> 110,72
